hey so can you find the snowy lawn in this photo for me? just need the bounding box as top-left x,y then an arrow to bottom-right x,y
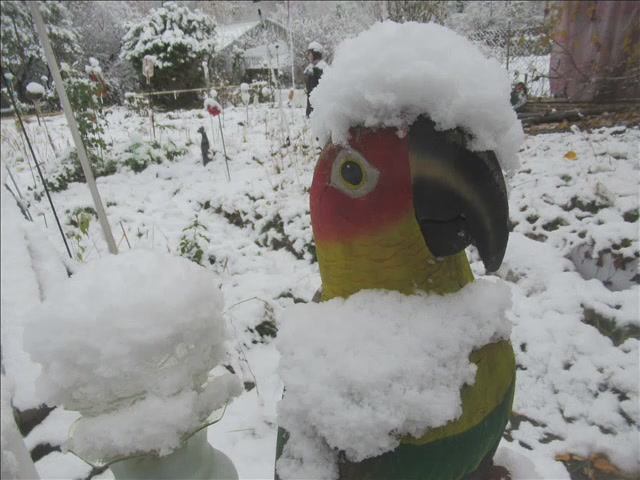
1,102 -> 638,479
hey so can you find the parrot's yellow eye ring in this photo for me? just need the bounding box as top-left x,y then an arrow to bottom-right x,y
330,148 -> 379,198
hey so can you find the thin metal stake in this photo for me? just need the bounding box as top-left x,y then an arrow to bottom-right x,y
217,116 -> 230,182
4,79 -> 72,258
15,119 -> 39,189
35,100 -> 58,157
5,164 -> 33,222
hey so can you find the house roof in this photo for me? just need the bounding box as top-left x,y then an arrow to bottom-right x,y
214,19 -> 291,53
215,21 -> 260,51
244,41 -> 292,69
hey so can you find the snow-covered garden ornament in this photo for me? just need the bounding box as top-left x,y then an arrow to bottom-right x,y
23,251 -> 242,479
202,60 -> 209,86
240,83 -> 250,105
240,82 -> 250,127
86,57 -> 108,100
25,81 -> 45,125
275,21 -> 524,480
239,83 -> 251,142
204,97 -> 230,181
25,81 -> 45,101
205,97 -> 222,118
142,55 -> 155,85
25,81 -> 58,155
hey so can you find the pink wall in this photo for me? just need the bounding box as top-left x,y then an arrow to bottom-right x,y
549,1 -> 640,101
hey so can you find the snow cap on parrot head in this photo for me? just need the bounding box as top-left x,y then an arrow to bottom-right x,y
309,21 -> 523,173
307,41 -> 324,55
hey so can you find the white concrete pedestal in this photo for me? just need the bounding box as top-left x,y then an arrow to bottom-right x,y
110,430 -> 237,480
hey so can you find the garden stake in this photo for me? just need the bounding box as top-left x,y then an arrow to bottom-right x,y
4,164 -> 33,222
209,115 -> 217,152
17,124 -> 39,189
120,221 -> 132,249
4,75 -> 72,258
218,115 -> 230,182
30,2 -> 118,255
34,100 -> 58,157
150,107 -> 156,141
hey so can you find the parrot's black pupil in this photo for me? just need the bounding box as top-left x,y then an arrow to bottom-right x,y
341,160 -> 363,186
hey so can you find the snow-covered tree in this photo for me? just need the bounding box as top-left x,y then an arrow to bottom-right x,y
119,1 -> 217,108
387,1 -> 450,24
190,0 -> 264,24
0,1 -> 81,101
446,1 -> 546,37
66,1 -> 140,101
272,1 -> 380,82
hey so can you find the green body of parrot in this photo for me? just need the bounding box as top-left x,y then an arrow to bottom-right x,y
277,117 -> 515,480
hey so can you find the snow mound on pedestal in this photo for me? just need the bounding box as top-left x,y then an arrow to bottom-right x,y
24,250 -> 242,459
276,278 -> 512,479
26,82 -> 45,96
66,374 -> 241,460
310,21 -> 523,172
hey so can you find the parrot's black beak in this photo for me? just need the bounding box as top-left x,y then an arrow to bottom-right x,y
408,116 -> 509,272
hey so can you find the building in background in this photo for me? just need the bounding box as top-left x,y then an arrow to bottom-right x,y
212,18 -> 294,85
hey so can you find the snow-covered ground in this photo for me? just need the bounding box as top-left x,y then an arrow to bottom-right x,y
1,102 -> 638,479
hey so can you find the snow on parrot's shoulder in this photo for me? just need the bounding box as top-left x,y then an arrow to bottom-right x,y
310,21 -> 523,172
276,278 -> 512,479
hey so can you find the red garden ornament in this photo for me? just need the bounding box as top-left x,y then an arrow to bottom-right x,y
205,98 -> 222,117
203,97 -> 230,181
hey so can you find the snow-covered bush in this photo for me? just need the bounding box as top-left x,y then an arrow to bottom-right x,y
60,61 -> 107,153
124,92 -> 150,114
272,2 -> 379,81
120,1 -> 217,109
41,61 -> 115,192
123,138 -> 187,173
67,1 -> 140,103
24,250 -> 242,460
46,150 -> 116,193
179,216 -> 213,266
47,135 -> 188,192
446,1 -> 546,37
0,0 -> 81,104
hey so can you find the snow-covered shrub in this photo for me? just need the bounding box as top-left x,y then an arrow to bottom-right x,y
46,149 -> 117,192
61,62 -> 107,153
67,0 -> 140,104
120,1 -> 217,109
42,60 -> 118,191
124,92 -> 150,114
24,250 -> 242,460
123,138 -> 187,173
179,216 -> 212,266
66,206 -> 96,262
272,2 -> 379,83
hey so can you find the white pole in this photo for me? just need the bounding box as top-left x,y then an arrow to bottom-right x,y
29,2 -> 118,255
288,0 -> 295,90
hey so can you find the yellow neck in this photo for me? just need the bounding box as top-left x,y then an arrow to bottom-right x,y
316,213 -> 474,300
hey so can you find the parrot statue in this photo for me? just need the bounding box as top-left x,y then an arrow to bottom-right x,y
276,115 -> 515,480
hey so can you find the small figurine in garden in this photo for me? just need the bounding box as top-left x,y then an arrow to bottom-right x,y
197,126 -> 212,166
304,41 -> 327,118
510,81 -> 528,111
